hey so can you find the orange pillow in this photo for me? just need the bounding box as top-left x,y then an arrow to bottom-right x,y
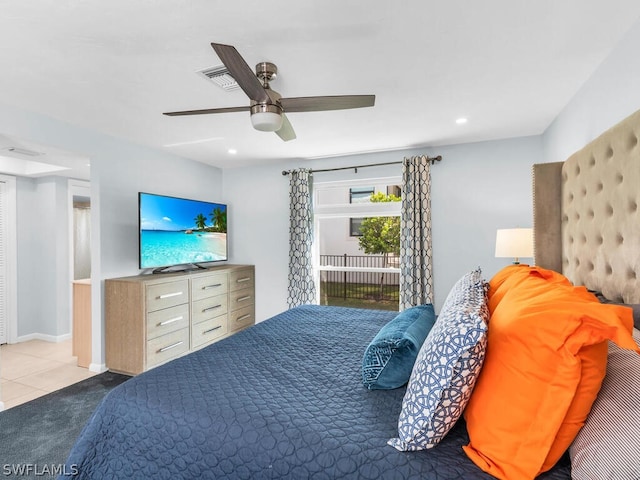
487,265 -> 571,313
463,270 -> 638,480
486,264 -> 529,312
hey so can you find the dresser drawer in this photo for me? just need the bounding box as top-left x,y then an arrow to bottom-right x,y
230,268 -> 254,292
229,305 -> 255,332
192,314 -> 228,348
229,288 -> 254,311
146,280 -> 189,312
192,294 -> 228,324
146,328 -> 189,368
147,303 -> 189,340
191,273 -> 228,302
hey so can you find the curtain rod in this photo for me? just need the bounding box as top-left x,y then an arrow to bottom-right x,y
281,155 -> 442,176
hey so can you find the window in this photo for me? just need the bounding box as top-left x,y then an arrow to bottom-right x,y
314,177 -> 402,311
349,188 -> 369,237
349,218 -> 364,237
349,186 -> 375,204
387,185 -> 402,197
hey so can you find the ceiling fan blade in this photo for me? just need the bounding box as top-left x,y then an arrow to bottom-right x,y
279,95 -> 375,113
163,106 -> 249,116
211,43 -> 270,104
276,113 -> 296,142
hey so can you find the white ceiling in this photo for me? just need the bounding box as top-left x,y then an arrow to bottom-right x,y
1,1 -> 640,175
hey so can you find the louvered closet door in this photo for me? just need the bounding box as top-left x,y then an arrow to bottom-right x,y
0,180 -> 6,344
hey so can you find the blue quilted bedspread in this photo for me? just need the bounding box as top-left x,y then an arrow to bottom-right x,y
62,305 -> 571,479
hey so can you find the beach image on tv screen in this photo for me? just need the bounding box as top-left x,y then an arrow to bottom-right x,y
139,193 -> 227,268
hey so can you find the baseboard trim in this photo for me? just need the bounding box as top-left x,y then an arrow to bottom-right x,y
89,363 -> 108,374
0,400 -> 5,412
15,332 -> 72,343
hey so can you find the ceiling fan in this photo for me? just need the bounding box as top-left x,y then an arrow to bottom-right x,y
163,43 -> 376,142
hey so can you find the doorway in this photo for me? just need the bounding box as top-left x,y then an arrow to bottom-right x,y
0,174 -> 17,345
70,180 -> 91,280
68,180 -> 91,368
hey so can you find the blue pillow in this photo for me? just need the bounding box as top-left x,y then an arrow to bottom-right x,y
362,304 -> 436,390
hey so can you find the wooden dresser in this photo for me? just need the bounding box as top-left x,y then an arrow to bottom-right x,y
105,264 -> 255,375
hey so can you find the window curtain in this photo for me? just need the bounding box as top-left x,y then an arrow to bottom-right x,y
287,168 -> 316,308
399,155 -> 434,309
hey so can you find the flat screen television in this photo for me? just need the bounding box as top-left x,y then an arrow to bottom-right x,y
138,192 -> 228,272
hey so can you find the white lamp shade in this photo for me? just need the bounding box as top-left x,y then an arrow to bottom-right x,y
495,228 -> 534,260
251,111 -> 283,132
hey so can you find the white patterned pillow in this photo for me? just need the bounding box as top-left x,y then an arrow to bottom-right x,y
388,268 -> 489,451
569,328 -> 640,479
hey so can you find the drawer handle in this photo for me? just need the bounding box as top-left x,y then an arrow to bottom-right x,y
158,341 -> 184,353
202,304 -> 222,313
158,316 -> 183,327
203,325 -> 222,335
236,277 -> 251,283
202,283 -> 223,289
236,314 -> 252,322
158,291 -> 183,300
236,295 -> 252,303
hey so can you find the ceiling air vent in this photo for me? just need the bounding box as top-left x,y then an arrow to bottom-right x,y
196,65 -> 240,92
3,146 -> 43,157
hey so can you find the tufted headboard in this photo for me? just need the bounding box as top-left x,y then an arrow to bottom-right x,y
534,108 -> 640,304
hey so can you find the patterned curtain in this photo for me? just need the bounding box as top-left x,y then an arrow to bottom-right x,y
287,169 -> 316,308
399,155 -> 434,309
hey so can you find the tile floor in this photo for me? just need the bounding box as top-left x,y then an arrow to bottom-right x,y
0,339 -> 97,410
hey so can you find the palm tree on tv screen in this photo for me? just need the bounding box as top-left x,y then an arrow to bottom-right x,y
210,207 -> 227,233
194,213 -> 207,230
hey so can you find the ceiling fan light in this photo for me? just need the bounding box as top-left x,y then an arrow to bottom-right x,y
251,112 -> 283,131
250,104 -> 283,132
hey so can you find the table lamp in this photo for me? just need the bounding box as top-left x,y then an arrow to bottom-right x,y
495,228 -> 533,264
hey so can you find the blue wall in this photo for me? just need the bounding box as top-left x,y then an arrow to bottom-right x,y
224,135 -> 540,319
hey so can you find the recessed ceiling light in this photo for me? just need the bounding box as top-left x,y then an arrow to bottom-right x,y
228,149 -> 237,155
456,118 -> 468,125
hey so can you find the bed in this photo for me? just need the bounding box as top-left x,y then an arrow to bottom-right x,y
61,108 -> 640,480
62,305 -> 501,479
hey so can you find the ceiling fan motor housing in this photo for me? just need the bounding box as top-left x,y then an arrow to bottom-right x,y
256,62 -> 277,83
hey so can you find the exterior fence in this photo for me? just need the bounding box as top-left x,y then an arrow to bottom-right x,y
319,254 -> 400,301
